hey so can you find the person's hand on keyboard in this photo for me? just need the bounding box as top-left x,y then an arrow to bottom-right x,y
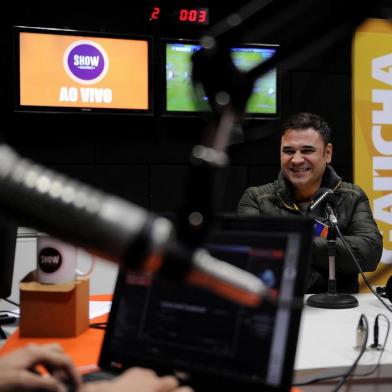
0,344 -> 193,392
80,367 -> 193,392
0,342 -> 81,391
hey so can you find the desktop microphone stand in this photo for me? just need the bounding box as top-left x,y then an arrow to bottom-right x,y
307,216 -> 358,309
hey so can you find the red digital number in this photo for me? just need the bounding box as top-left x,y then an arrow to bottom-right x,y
189,9 -> 197,22
150,6 -> 160,20
179,9 -> 188,21
198,10 -> 207,23
178,8 -> 208,24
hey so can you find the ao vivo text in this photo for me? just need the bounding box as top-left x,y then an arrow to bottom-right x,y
59,86 -> 112,103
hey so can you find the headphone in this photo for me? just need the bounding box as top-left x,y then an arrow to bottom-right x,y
375,274 -> 392,302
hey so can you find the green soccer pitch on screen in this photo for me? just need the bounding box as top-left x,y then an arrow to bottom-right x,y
164,40 -> 279,118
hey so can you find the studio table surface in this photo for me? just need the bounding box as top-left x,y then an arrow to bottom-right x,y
0,294 -> 110,373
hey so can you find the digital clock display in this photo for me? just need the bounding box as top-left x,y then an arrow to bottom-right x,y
149,6 -> 209,25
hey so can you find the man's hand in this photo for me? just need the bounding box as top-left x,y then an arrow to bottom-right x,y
0,343 -> 81,391
81,367 -> 194,392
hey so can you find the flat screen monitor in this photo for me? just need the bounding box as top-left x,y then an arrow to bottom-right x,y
14,26 -> 152,114
95,215 -> 313,392
0,216 -> 17,299
163,39 -> 279,118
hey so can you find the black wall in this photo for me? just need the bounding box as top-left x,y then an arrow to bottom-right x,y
1,1 -> 387,219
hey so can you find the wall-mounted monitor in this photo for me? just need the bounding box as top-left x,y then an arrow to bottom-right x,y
14,26 -> 152,114
163,39 -> 279,119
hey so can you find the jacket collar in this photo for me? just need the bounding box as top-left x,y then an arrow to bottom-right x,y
276,165 -> 342,210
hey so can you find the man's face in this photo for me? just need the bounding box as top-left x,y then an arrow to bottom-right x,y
280,128 -> 332,200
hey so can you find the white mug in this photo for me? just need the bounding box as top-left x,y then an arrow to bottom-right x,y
36,235 -> 94,285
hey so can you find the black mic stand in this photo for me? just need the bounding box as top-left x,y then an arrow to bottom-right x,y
307,208 -> 358,309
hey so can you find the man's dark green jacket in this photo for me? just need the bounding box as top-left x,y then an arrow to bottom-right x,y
237,165 -> 383,293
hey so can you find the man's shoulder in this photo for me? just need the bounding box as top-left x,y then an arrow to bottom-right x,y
243,181 -> 278,198
238,180 -> 280,215
337,181 -> 367,200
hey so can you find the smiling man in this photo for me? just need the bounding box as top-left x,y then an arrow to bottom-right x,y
238,112 -> 382,293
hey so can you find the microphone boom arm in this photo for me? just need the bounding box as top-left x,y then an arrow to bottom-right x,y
0,144 -> 268,307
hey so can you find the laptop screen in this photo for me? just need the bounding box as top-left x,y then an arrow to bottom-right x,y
99,216 -> 313,392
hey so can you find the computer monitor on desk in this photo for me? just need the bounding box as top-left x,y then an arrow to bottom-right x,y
0,215 -> 17,299
89,215 -> 313,392
0,215 -> 17,338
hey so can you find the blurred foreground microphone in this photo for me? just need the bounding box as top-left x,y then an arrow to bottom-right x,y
0,144 -> 267,307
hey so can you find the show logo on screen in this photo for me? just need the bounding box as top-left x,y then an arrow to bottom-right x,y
64,40 -> 109,84
61,40 -> 111,104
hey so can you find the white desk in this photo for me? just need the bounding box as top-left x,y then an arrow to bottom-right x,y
294,294 -> 392,390
295,294 -> 392,370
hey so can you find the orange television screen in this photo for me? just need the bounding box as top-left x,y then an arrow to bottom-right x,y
15,27 -> 151,114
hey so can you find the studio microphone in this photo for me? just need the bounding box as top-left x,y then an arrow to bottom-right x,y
0,144 -> 267,307
306,186 -> 358,309
308,187 -> 337,225
308,187 -> 335,212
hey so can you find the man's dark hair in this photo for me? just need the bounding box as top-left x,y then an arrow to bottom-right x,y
281,112 -> 332,146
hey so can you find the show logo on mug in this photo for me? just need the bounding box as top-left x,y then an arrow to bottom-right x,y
38,247 -> 62,273
37,235 -> 93,285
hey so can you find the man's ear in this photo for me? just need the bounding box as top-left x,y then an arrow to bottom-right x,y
325,143 -> 333,163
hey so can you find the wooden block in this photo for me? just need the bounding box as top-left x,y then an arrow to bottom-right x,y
20,275 -> 89,337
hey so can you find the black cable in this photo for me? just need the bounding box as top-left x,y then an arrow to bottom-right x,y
354,314 -> 390,377
293,314 -> 369,388
0,310 -> 20,316
335,225 -> 392,315
89,322 -> 107,330
371,314 -> 381,348
333,315 -> 369,391
0,297 -> 20,307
